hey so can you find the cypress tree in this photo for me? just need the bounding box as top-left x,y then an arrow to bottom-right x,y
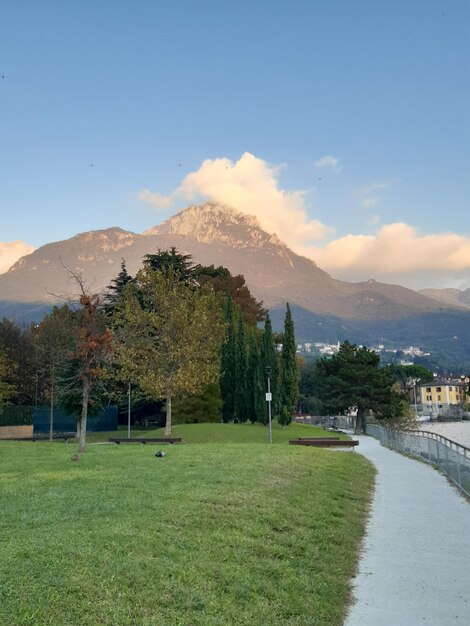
247,331 -> 264,423
279,303 -> 299,426
260,312 -> 279,424
235,311 -> 247,422
220,295 -> 236,422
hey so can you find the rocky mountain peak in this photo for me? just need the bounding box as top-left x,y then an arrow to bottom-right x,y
143,202 -> 277,249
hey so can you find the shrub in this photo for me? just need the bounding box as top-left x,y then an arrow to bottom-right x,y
0,405 -> 33,427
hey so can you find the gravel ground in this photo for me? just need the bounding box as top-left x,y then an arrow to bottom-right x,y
345,435 -> 470,626
419,421 -> 470,448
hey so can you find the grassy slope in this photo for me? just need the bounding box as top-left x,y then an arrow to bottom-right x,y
0,425 -> 374,626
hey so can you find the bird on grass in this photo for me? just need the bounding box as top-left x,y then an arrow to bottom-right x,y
155,450 -> 165,458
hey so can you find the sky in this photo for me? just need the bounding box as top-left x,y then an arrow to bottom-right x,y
0,0 -> 469,289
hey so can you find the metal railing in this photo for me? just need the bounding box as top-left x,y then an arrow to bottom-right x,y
295,415 -> 356,430
366,423 -> 470,498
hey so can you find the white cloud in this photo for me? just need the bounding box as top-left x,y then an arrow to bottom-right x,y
304,223 -> 470,286
365,214 -> 380,227
0,241 -> 35,274
139,152 -> 334,248
362,196 -> 380,208
314,155 -> 342,171
138,153 -> 470,290
361,182 -> 389,194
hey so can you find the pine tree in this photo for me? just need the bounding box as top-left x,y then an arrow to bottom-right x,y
235,311 -> 247,422
105,260 -> 133,317
278,303 -> 298,426
143,247 -> 195,284
220,295 -> 236,423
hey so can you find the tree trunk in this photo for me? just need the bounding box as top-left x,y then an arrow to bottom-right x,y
164,395 -> 172,437
79,376 -> 90,453
355,408 -> 365,435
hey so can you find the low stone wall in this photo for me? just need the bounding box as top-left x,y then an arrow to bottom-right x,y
0,424 -> 33,439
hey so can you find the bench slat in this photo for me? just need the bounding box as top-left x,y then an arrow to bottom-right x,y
109,437 -> 182,444
289,439 -> 359,448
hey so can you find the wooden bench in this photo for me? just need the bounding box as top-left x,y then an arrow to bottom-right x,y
3,433 -> 76,442
290,437 -> 341,441
289,438 -> 359,450
109,437 -> 182,445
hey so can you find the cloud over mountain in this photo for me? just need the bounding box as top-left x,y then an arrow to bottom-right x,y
138,152 -> 334,250
0,241 -> 35,274
138,152 -> 470,289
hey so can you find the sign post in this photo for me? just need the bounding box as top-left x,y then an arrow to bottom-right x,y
265,367 -> 272,444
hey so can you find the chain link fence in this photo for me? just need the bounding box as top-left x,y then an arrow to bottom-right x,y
366,423 -> 470,498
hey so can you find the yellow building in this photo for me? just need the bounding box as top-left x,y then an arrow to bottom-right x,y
417,380 -> 469,416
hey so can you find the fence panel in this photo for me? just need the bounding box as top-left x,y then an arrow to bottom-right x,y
366,424 -> 470,498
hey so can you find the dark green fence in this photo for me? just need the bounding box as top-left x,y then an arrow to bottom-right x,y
33,406 -> 118,434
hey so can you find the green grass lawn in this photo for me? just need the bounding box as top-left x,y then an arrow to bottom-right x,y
0,425 -> 374,626
89,420 -> 351,444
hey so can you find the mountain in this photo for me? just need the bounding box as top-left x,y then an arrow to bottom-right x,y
419,288 -> 470,309
1,202 -> 448,317
2,202 -> 470,368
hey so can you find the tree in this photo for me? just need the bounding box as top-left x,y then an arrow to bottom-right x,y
35,305 -> 77,440
235,311 -> 248,422
58,275 -> 113,452
298,359 -> 323,416
246,331 -> 264,423
114,267 -> 224,436
0,319 -> 36,405
220,295 -> 236,423
104,259 -> 134,317
388,364 -> 434,385
260,312 -> 279,423
143,247 -> 195,284
0,351 -> 17,404
313,341 -> 403,434
278,303 -> 298,426
194,264 -> 265,325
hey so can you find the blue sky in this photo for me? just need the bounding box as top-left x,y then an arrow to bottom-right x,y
1,1 -> 469,288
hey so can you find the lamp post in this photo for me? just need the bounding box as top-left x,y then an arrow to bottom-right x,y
413,378 -> 421,417
127,382 -> 131,439
265,367 -> 272,444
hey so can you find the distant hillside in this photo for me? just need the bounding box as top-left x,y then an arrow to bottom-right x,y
419,288 -> 470,310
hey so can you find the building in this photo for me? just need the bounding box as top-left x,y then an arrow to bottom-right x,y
417,379 -> 469,418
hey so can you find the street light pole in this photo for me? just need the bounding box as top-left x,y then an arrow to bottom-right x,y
127,382 -> 131,439
266,367 -> 272,444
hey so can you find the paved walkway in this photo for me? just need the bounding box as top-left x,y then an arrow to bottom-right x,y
345,435 -> 470,626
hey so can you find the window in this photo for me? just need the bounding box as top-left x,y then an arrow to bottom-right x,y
426,395 -> 432,401
449,387 -> 453,391
437,395 -> 441,401
436,387 -> 442,392
426,387 -> 431,392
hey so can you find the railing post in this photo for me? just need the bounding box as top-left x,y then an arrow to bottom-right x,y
456,450 -> 462,492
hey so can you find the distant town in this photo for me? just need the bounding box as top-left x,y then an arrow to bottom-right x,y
297,341 -> 431,365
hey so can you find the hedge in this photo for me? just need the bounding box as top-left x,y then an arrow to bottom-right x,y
0,406 -> 33,427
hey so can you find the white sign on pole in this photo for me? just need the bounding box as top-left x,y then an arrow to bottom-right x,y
265,392 -> 272,401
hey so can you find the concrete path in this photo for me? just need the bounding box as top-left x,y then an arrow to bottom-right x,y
345,435 -> 470,626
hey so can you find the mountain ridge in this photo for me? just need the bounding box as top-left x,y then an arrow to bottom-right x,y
1,203 -> 459,321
